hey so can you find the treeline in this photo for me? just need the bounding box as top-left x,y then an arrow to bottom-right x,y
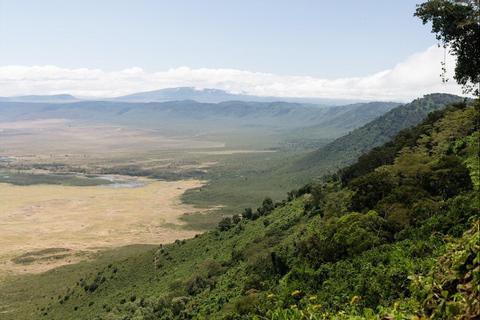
208,99 -> 480,319
0,162 -> 207,182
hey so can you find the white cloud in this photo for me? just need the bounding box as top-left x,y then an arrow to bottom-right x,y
0,45 -> 466,101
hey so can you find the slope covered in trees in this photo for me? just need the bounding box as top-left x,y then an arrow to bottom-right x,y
292,93 -> 464,176
2,98 -> 477,320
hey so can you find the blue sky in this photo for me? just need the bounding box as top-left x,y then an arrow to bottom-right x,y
0,0 -> 465,100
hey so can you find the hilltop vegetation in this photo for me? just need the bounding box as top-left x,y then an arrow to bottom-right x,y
2,98 -> 477,320
293,93 -> 464,175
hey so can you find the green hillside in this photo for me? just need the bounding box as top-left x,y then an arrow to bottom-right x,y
2,99 -> 477,320
177,96 -> 444,214
292,93 -> 465,177
291,101 -> 401,140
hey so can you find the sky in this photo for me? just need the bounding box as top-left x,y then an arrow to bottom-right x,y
0,0 -> 466,101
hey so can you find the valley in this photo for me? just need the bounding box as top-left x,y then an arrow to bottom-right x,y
1,1 -> 479,318
0,117 -> 283,276
0,96 -> 459,278
0,94 -> 477,320
0,101 -> 353,277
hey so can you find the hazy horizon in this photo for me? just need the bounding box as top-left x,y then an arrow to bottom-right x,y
0,1 -> 467,101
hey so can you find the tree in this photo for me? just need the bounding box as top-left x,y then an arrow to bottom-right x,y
242,207 -> 253,219
218,217 -> 232,231
415,0 -> 480,96
349,169 -> 397,212
258,196 -> 274,216
232,213 -> 242,224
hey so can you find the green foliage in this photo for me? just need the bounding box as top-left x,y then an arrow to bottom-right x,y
409,219 -> 480,319
259,197 -> 275,216
415,0 -> 480,95
349,170 -> 397,212
338,99 -> 473,186
426,155 -> 472,199
218,217 -> 233,231
295,93 -> 464,179
243,207 -> 253,219
464,131 -> 480,190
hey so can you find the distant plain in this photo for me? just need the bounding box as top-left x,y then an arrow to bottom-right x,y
0,118 -> 288,275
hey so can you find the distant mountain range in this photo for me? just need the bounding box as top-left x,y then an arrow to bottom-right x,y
0,94 -> 79,103
108,87 -> 365,105
0,87 -> 369,105
0,99 -> 399,138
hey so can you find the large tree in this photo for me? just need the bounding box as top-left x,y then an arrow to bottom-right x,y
415,0 -> 480,96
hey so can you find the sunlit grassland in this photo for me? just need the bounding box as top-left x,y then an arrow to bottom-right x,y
0,244 -> 158,319
0,179 -> 209,275
0,119 -> 319,277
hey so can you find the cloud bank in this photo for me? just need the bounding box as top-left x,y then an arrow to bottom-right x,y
0,45 -> 465,102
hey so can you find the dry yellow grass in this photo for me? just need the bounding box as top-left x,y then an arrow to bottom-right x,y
0,178 -> 207,275
0,119 -> 227,275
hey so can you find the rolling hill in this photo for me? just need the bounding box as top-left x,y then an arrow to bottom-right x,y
291,93 -> 465,177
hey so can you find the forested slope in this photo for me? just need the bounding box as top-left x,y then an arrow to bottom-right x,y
292,93 -> 465,176
2,99 -> 478,320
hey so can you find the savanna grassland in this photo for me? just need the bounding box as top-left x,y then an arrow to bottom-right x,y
0,179 -> 207,275
0,115 -> 309,277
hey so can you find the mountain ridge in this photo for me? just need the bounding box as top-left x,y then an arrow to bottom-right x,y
109,87 -> 368,105
0,99 -> 399,136
0,94 -> 79,103
0,87 -> 378,105
291,93 -> 466,177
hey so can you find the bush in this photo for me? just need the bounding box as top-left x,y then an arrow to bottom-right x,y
243,207 -> 253,219
218,217 -> 232,231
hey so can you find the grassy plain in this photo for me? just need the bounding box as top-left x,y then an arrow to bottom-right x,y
0,118 -> 310,277
0,119 -> 220,276
0,118 -> 224,158
0,179 -> 208,275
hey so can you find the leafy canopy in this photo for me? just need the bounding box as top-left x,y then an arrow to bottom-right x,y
415,0 -> 480,96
